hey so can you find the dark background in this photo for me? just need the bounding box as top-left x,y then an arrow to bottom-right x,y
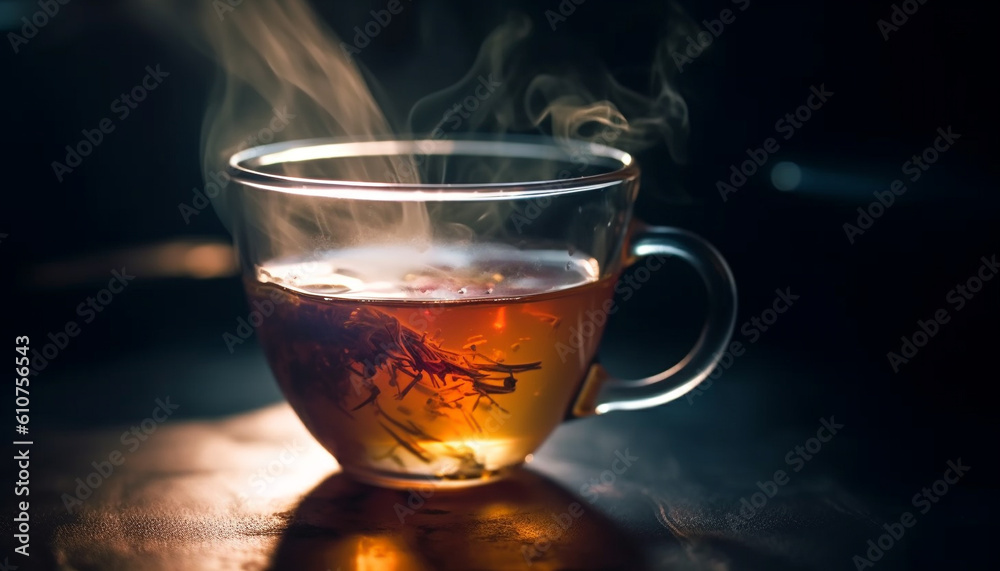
1,0 -> 996,569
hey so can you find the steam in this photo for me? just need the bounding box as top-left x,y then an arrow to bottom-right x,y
195,0 -> 431,255
409,12 -> 693,163
200,1 -> 399,178
142,0 -> 695,264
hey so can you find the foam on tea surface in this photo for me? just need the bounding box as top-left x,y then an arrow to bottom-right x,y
255,244 -> 601,301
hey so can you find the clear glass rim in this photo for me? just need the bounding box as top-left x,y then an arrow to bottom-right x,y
227,135 -> 638,201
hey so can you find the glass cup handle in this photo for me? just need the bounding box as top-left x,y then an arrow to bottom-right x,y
570,226 -> 738,417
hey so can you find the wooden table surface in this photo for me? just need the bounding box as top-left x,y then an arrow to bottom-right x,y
17,370 -> 890,571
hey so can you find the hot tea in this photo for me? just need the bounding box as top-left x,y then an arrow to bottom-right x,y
247,244 -> 614,484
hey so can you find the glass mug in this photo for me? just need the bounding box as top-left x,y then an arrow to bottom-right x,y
226,136 -> 737,488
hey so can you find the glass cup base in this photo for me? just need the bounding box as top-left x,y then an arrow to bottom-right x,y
342,464 -> 519,490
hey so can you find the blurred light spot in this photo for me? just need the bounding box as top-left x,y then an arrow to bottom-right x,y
493,307 -> 506,331
184,243 -> 238,278
0,2 -> 28,28
481,503 -> 518,519
352,535 -> 426,571
524,453 -> 534,463
26,239 -> 238,289
771,161 -> 802,191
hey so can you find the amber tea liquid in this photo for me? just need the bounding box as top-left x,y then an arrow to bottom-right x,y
247,244 -> 614,485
